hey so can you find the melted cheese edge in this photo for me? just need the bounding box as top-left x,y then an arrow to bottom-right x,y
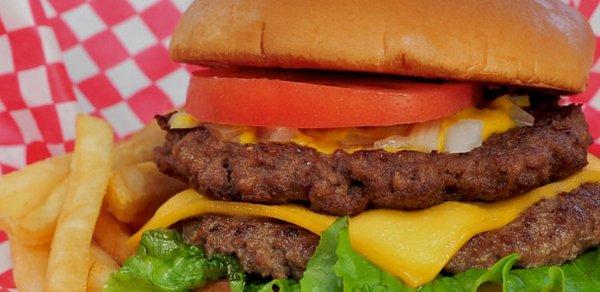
130,155 -> 600,287
169,95 -> 521,154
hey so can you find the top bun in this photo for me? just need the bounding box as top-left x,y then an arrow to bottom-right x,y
170,0 -> 595,92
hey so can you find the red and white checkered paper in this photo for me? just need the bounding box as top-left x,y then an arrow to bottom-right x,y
0,0 -> 600,290
0,0 -> 193,289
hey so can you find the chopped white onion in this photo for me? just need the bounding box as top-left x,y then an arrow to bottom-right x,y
261,127 -> 299,142
408,120 -> 441,152
509,104 -> 535,127
444,119 -> 483,153
373,135 -> 411,150
339,125 -> 411,147
509,95 -> 530,108
373,120 -> 441,152
204,123 -> 247,141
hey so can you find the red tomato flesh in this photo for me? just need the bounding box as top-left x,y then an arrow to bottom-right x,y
185,68 -> 479,128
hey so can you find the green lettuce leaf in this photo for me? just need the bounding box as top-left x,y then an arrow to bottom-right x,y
105,221 -> 600,292
318,217 -> 600,292
245,279 -> 300,292
299,217 -> 345,292
333,221 -> 408,291
103,229 -> 246,292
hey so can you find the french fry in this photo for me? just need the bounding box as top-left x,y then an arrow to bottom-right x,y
7,120 -> 164,246
93,209 -> 135,264
11,237 -> 50,292
0,155 -> 70,222
87,243 -> 119,292
106,162 -> 186,226
588,153 -> 600,170
45,115 -> 114,292
111,119 -> 164,170
13,178 -> 68,246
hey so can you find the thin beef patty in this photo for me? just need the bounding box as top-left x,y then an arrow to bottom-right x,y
181,183 -> 600,279
445,183 -> 600,274
155,102 -> 591,216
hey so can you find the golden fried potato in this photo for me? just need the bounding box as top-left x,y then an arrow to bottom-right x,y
106,162 -> 186,226
111,119 -> 164,170
0,155 -> 70,222
11,237 -> 50,292
13,178 -> 68,246
87,243 -> 119,292
6,120 -> 165,245
93,210 -> 135,264
588,153 -> 600,170
45,115 -> 114,292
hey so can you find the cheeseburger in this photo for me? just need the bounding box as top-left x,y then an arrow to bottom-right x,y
109,0 -> 600,291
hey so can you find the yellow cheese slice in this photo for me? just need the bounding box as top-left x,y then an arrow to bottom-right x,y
167,95 -> 519,154
130,154 -> 600,287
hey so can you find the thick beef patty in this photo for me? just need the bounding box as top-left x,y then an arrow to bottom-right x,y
155,103 -> 591,216
181,183 -> 600,279
181,215 -> 319,280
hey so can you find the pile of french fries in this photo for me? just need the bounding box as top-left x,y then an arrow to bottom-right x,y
0,115 -> 186,292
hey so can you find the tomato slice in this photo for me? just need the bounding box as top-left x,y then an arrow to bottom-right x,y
185,68 -> 479,128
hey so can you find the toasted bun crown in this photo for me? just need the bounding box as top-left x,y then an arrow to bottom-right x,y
171,0 -> 595,92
